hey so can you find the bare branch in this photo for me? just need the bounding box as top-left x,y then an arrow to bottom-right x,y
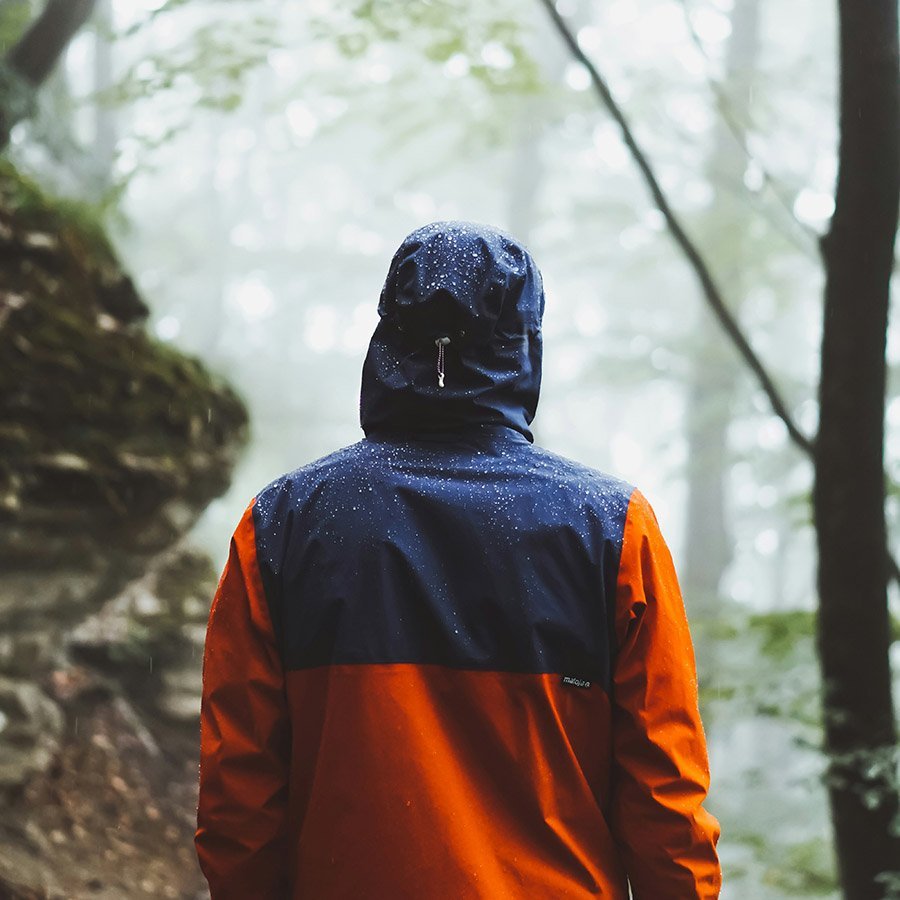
537,0 -> 815,456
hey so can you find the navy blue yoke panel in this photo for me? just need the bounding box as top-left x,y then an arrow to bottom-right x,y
253,428 -> 632,692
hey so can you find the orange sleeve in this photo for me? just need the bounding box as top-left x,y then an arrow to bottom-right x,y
609,489 -> 721,899
195,501 -> 291,899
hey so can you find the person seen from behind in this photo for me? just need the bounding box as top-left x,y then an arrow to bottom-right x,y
195,220 -> 722,898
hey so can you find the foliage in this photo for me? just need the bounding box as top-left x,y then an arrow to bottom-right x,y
750,609 -> 817,660
323,0 -> 543,93
91,0 -> 544,189
698,609 -> 823,726
105,14 -> 279,113
743,609 -> 900,664
762,839 -> 837,895
0,0 -> 31,54
0,157 -> 112,253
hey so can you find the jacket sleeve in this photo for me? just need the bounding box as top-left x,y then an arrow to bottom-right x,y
195,500 -> 291,899
609,488 -> 721,899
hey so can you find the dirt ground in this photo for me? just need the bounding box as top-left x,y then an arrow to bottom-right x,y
0,671 -> 207,900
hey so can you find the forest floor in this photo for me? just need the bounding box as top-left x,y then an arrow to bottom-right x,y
0,672 -> 206,900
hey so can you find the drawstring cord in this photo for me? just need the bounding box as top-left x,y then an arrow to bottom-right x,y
435,337 -> 451,388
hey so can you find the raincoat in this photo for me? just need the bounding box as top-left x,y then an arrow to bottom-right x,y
195,222 -> 721,899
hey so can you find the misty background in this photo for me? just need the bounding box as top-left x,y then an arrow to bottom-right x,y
1,0 -> 898,896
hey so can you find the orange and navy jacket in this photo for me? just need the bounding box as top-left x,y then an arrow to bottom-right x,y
196,222 -> 721,898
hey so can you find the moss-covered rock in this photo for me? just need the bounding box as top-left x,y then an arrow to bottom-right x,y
0,162 -> 247,897
0,160 -> 248,645
0,160 -> 248,579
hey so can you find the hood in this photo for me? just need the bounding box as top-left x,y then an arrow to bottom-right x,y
360,221 -> 544,442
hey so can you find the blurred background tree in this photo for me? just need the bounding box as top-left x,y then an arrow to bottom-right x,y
0,0 -> 96,146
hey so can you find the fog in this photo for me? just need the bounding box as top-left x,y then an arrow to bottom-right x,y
3,0 -> 899,896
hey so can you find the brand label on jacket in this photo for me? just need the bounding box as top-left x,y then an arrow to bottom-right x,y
561,675 -> 591,689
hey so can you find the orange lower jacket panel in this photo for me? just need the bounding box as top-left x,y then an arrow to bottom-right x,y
284,665 -> 627,899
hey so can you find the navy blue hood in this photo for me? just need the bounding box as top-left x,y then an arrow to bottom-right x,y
360,221 -> 544,442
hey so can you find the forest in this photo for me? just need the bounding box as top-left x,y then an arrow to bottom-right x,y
0,0 -> 897,897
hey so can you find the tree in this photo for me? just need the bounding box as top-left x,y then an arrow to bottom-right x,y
90,0 -> 117,193
682,0 -> 761,616
0,0 -> 98,149
813,0 -> 900,892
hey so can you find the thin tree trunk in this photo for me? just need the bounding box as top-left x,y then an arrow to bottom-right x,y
506,0 -> 569,245
8,0 -> 96,84
0,0 -> 97,147
683,0 -> 761,614
92,0 -> 116,194
814,0 -> 900,893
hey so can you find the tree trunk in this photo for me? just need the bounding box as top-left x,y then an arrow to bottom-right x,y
0,0 -> 97,147
814,0 -> 900,894
683,0 -> 761,617
91,0 -> 116,194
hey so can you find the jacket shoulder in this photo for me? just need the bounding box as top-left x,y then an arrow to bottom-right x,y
521,445 -> 638,548
249,441 -> 383,551
527,445 -> 635,506
254,440 -> 372,505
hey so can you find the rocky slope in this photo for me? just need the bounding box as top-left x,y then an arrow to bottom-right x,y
0,161 -> 248,899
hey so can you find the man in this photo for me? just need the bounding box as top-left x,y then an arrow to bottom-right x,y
195,221 -> 721,898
